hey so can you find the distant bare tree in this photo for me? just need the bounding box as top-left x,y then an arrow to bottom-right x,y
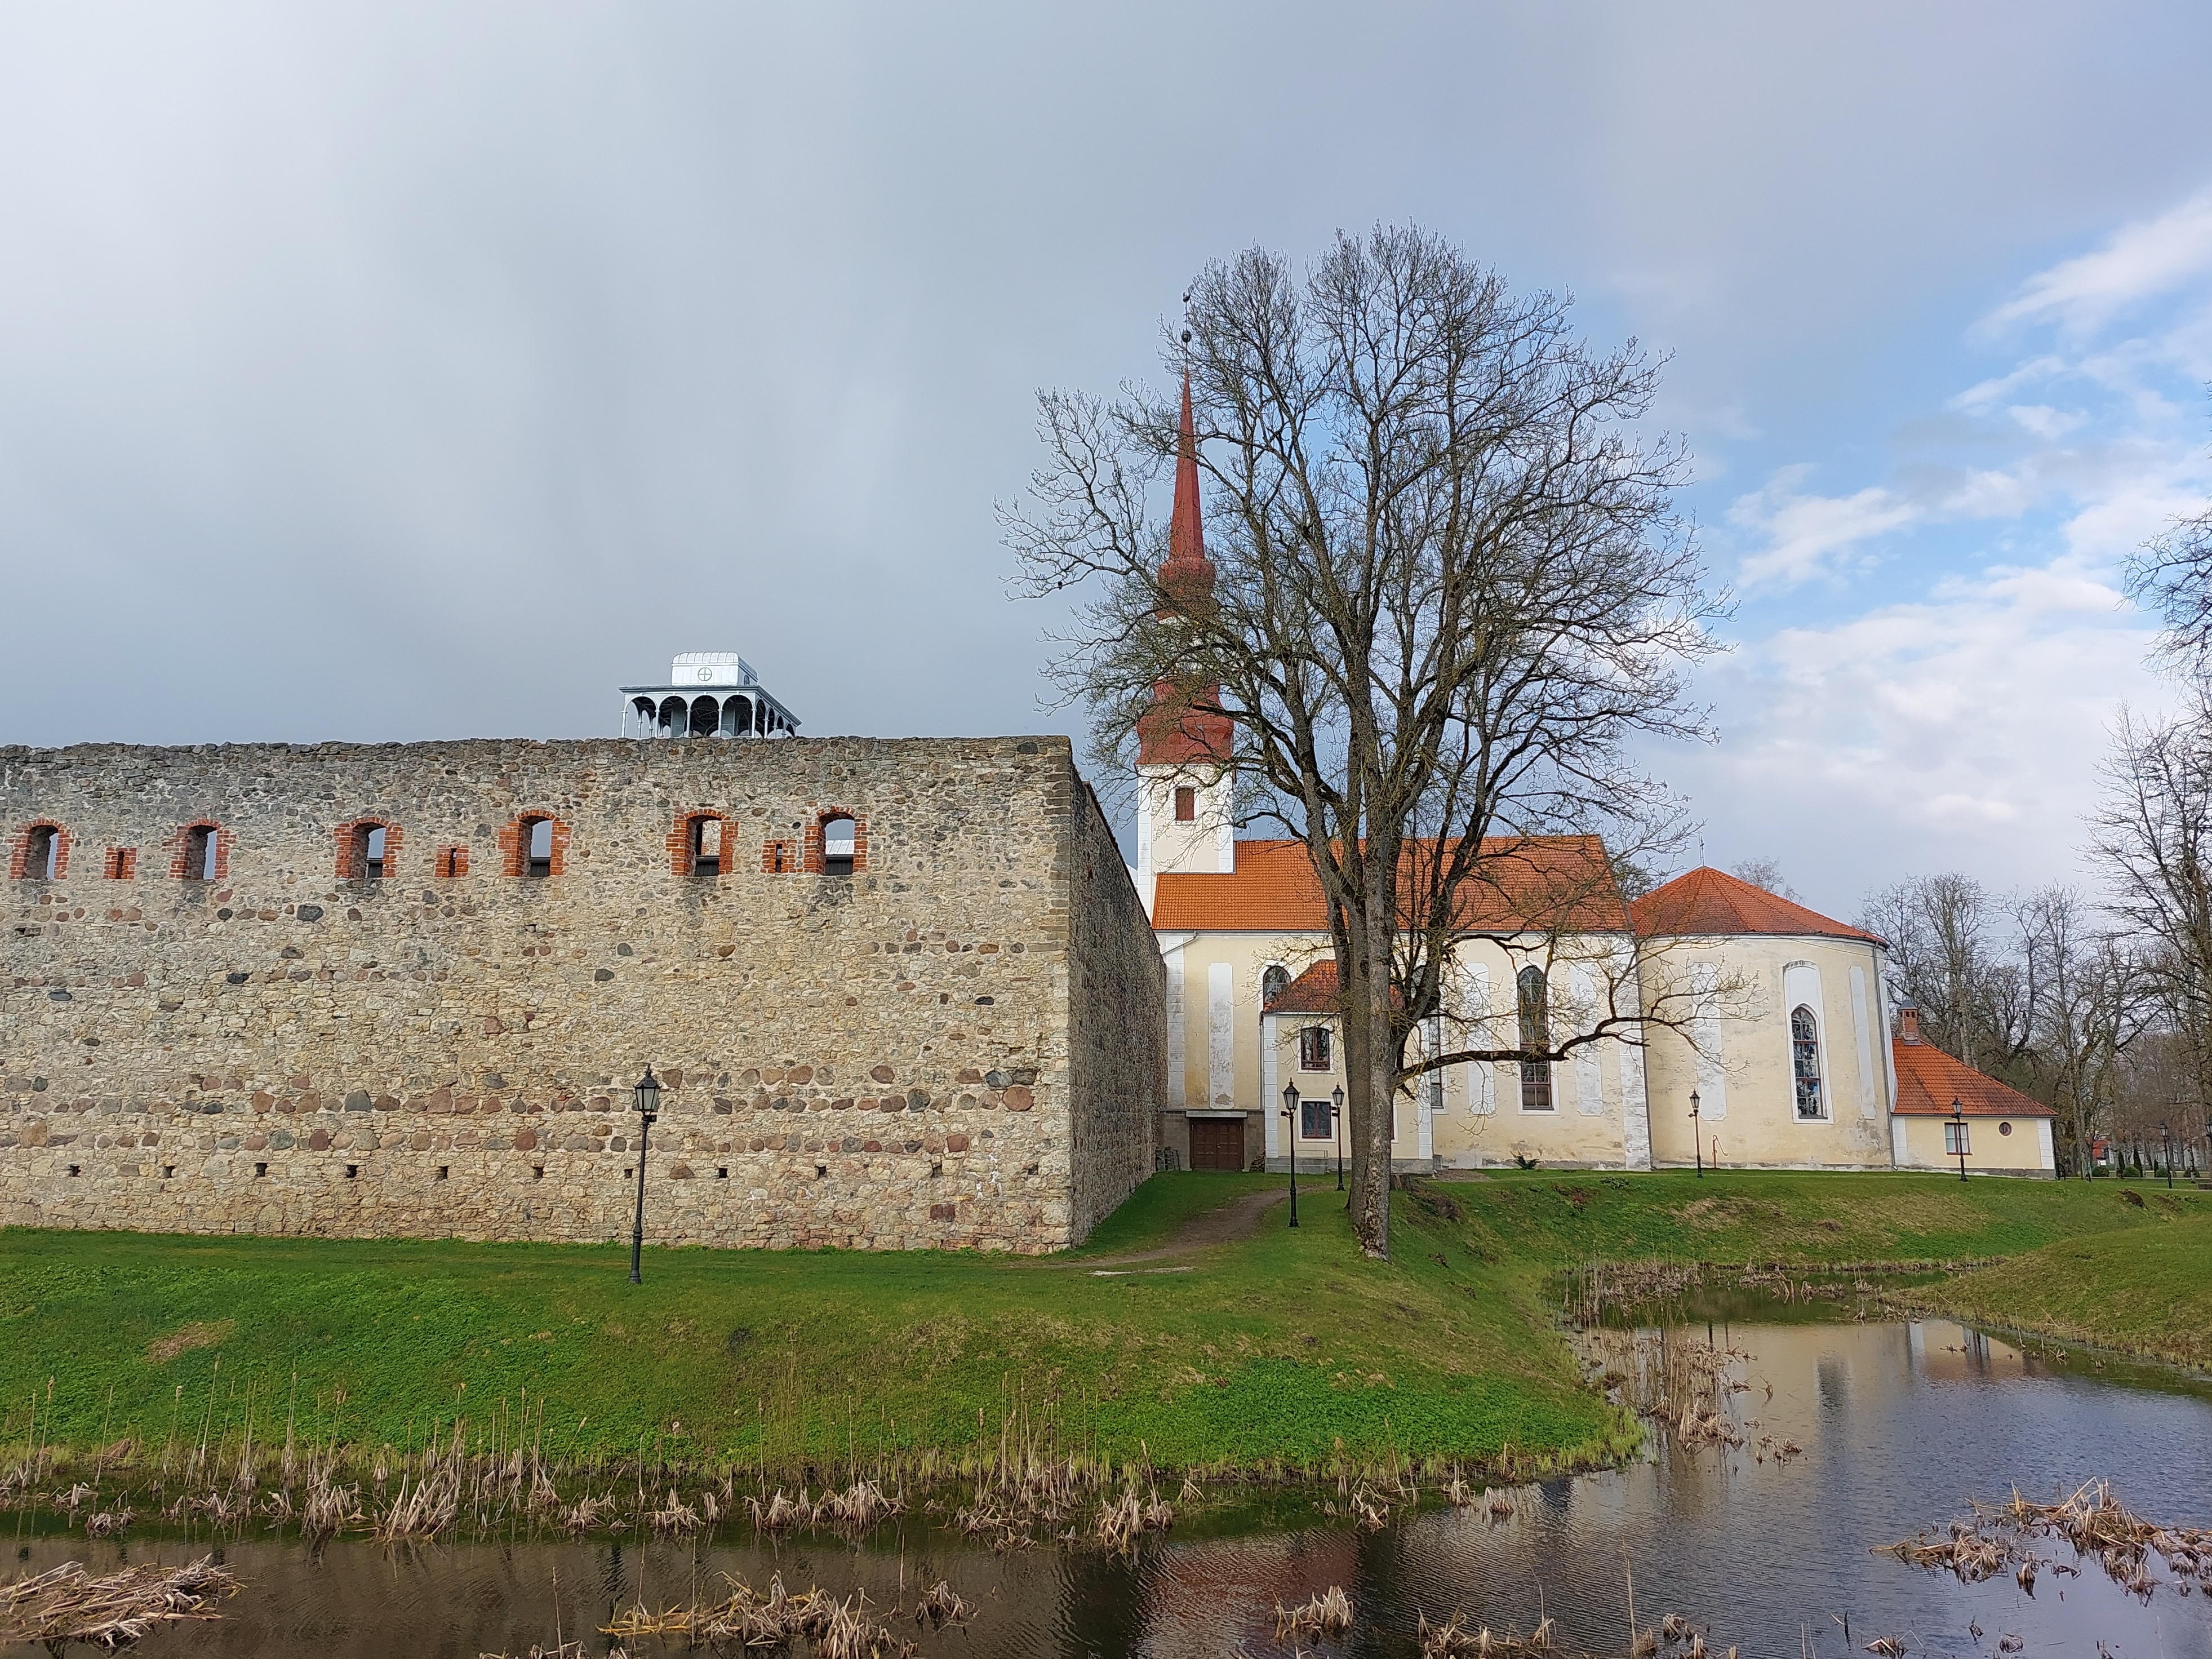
1729,856 -> 1798,901
2089,698 -> 2212,1132
1007,225 -> 1721,1257
1860,873 -> 2029,1076
2014,885 -> 2153,1175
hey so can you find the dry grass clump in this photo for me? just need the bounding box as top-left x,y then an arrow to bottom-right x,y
1418,1612 -> 1560,1657
0,1555 -> 242,1648
1093,1487 -> 1173,1553
743,1479 -> 904,1540
1880,1479 -> 2212,1600
83,1509 -> 134,1538
1275,1585 -> 1352,1640
604,1573 -> 935,1658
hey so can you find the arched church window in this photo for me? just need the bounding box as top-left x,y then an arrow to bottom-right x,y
1517,965 -> 1553,1113
1260,964 -> 1290,1008
1791,1004 -> 1824,1119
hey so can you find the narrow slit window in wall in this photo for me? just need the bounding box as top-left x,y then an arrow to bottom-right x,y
691,816 -> 722,876
525,817 -> 553,877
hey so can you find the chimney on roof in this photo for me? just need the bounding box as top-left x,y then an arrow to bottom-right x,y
1898,1006 -> 1921,1045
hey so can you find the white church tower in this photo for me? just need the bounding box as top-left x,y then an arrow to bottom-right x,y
1132,372 -> 1235,917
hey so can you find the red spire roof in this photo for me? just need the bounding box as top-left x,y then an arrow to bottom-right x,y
1630,866 -> 1882,944
1139,371 -> 1233,768
1162,371 -> 1214,596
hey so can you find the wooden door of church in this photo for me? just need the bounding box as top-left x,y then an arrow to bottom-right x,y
1188,1117 -> 1246,1171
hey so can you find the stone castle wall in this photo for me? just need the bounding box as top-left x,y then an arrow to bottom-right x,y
0,735 -> 1160,1252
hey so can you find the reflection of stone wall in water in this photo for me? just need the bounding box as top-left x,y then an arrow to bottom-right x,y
0,735 -> 1161,1252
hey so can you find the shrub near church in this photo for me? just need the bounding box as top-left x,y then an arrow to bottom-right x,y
0,735 -> 1161,1252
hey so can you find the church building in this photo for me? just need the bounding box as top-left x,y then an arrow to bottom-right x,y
1130,380 -> 2055,1179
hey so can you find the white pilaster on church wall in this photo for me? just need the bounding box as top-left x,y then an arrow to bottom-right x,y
1613,937 -> 1653,1169
1261,1014 -> 1280,1157
1692,961 -> 1728,1121
1164,946 -> 1187,1108
1206,962 -> 1235,1107
1849,965 -> 1878,1120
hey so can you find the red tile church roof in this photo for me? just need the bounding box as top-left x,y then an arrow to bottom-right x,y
1629,866 -> 1883,944
1152,836 -> 1627,934
1891,1033 -> 2055,1117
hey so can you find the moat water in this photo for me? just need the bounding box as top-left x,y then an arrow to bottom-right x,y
5,1311 -> 2209,1658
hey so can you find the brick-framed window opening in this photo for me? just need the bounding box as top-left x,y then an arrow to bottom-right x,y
103,847 -> 137,880
1173,786 -> 1196,823
10,823 -> 69,881
670,813 -> 726,877
803,810 -> 866,877
762,838 -> 797,875
432,845 -> 469,879
500,813 -> 569,879
334,819 -> 400,883
174,822 -> 228,882
1299,1024 -> 1331,1071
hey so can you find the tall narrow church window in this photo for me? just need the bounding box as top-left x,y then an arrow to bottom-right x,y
1174,786 -> 1196,822
1517,966 -> 1553,1112
1791,1004 -> 1824,1119
1260,964 -> 1290,1008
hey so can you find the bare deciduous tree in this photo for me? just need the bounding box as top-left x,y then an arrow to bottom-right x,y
2090,698 -> 2212,1132
1860,873 -> 2029,1076
2015,885 -> 2153,1175
1006,226 -> 1720,1257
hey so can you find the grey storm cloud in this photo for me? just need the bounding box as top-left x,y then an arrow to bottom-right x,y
3,1 -> 2211,907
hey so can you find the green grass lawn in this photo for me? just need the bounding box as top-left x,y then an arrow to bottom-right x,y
2,1169 -> 2200,1479
1889,1210 -> 2212,1370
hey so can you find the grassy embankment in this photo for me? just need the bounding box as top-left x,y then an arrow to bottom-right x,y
0,1169 -> 2201,1480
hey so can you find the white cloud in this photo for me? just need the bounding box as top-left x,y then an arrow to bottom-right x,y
1729,469 -> 1918,588
1680,556 -> 2168,912
1986,188 -> 2212,334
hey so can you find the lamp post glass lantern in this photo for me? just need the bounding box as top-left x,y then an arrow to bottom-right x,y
1280,1083 -> 1300,1228
629,1066 -> 661,1283
1689,1089 -> 1703,1178
1332,1085 -> 1345,1192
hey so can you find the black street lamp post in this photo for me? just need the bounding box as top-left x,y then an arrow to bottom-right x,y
1280,1083 -> 1300,1228
2161,1123 -> 2175,1189
1332,1085 -> 1345,1192
1690,1089 -> 1703,1178
1950,1097 -> 1969,1183
629,1066 -> 661,1284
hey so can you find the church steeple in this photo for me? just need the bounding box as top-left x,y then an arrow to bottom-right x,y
1138,372 -> 1232,769
1134,370 -> 1236,899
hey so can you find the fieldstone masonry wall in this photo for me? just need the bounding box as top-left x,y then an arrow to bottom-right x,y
0,735 -> 1162,1252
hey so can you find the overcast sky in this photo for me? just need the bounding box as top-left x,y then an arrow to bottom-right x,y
5,2 -> 2211,921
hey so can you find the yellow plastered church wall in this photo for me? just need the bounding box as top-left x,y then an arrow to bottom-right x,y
1894,1112 -> 2055,1177
1639,931 -> 1898,1171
